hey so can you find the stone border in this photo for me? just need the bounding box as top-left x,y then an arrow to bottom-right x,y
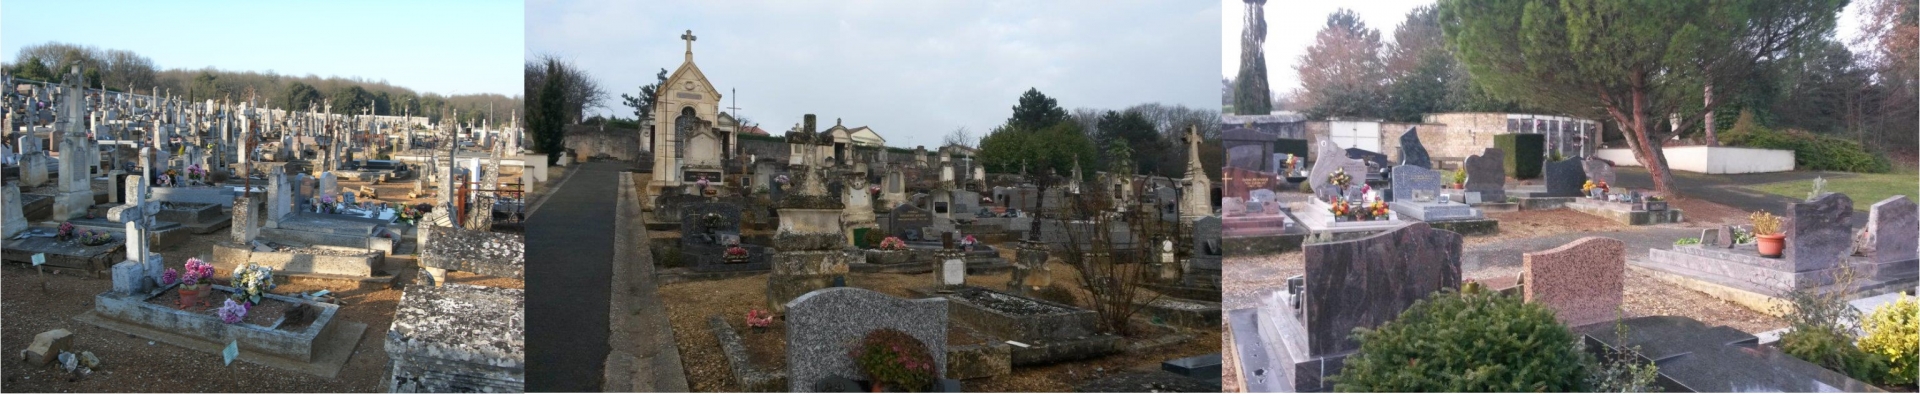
602,172 -> 692,392
89,284 -> 339,362
707,315 -> 786,391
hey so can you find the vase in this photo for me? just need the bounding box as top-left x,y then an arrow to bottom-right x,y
1756,234 -> 1786,257
177,287 -> 204,309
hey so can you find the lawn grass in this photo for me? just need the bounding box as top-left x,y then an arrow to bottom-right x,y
1745,172 -> 1920,211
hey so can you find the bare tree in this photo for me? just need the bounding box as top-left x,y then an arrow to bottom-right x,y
941,126 -> 976,149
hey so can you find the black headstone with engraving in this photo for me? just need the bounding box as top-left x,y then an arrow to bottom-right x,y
1397,127 -> 1431,169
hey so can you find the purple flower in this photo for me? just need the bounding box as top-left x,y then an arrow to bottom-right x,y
161,268 -> 179,285
217,299 -> 248,324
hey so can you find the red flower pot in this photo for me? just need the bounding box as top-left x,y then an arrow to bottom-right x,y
1756,234 -> 1786,257
177,287 -> 205,309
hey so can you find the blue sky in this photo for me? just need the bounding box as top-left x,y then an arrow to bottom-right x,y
1,0 -> 523,97
527,0 -> 1221,149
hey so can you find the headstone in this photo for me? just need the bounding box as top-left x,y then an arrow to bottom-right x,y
317,172 -> 339,199
1463,147 -> 1506,203
784,288 -> 947,392
1700,228 -> 1722,248
1299,222 -> 1461,357
1786,193 -> 1854,271
940,253 -> 966,287
1523,237 -> 1626,327
1388,165 -> 1442,202
889,204 -> 934,241
1307,140 -> 1367,201
1542,157 -> 1587,197
1867,196 -> 1916,265
2,183 -> 24,239
1719,224 -> 1738,248
1396,127 -> 1430,169
1582,158 -> 1615,185
679,203 -> 744,240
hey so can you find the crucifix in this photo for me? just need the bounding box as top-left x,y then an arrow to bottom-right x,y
681,30 -> 697,61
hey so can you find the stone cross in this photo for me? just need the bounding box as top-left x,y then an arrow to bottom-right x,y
107,147 -> 163,295
1179,125 -> 1213,223
681,30 -> 698,61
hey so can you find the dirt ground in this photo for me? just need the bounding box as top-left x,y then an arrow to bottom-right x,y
656,256 -> 1219,392
1,229 -> 520,393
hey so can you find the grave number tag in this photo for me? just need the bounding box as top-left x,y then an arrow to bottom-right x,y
31,253 -> 46,266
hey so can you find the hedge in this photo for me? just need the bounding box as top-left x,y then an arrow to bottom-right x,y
1495,133 -> 1545,179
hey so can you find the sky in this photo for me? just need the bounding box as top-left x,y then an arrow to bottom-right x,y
1223,0 -> 1879,96
527,0 -> 1221,149
1,0 -> 524,97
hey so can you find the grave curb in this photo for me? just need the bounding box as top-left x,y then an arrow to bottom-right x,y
603,172 -> 692,392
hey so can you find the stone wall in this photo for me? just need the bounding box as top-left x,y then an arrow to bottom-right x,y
563,125 -> 643,161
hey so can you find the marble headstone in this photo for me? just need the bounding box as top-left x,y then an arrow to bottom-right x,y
1300,222 -> 1462,357
888,204 -> 934,241
785,287 -> 947,392
1523,237 -> 1625,327
1463,148 -> 1506,203
1307,140 -> 1368,201
1389,165 -> 1441,202
1868,195 -> 1917,265
1396,127 -> 1430,169
1542,157 -> 1588,197
1786,193 -> 1854,272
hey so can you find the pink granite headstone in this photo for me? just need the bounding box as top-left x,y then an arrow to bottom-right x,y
1523,236 -> 1626,328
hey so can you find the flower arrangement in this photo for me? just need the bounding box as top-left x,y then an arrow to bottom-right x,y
177,257 -> 215,290
725,246 -> 749,258
216,299 -> 248,324
870,185 -> 881,196
186,164 -> 205,182
1329,197 -> 1352,217
1364,200 -> 1388,220
849,329 -> 935,392
960,235 -> 977,247
1750,211 -> 1784,236
78,229 -> 112,246
1328,167 -> 1352,189
697,176 -> 710,189
1285,155 -> 1301,173
230,264 -> 276,305
774,175 -> 790,185
745,309 -> 774,332
57,222 -> 75,240
878,236 -> 908,251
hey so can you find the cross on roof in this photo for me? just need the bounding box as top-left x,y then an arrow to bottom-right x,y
681,30 -> 697,61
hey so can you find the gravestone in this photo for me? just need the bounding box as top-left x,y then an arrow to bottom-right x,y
1867,196 -> 1916,266
1187,216 -> 1223,287
1582,158 -> 1615,185
1542,157 -> 1588,197
1248,189 -> 1276,204
680,203 -> 744,242
1307,140 -> 1367,201
1463,147 -> 1506,202
1396,127 -> 1430,169
1299,222 -> 1462,356
1523,237 -> 1625,328
317,172 -> 339,199
785,287 -> 947,392
1700,228 -> 1722,248
1786,193 -> 1854,271
1718,224 -> 1738,248
889,205 -> 934,241
1388,165 -> 1441,202
2,183 -> 24,239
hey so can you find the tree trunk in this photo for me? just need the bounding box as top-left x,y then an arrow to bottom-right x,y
1703,82 -> 1717,146
1612,83 -> 1680,198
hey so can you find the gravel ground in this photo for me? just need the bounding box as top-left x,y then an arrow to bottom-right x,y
656,258 -> 1217,392
2,229 -> 521,393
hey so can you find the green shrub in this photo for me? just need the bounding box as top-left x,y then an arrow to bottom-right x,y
1775,279 -> 1888,382
1673,237 -> 1700,246
1859,295 -> 1918,386
1721,113 -> 1891,173
1494,134 -> 1545,179
1335,287 -> 1590,392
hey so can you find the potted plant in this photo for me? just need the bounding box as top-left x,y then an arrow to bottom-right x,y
849,328 -> 935,392
78,229 -> 113,246
723,245 -> 750,264
698,176 -> 716,196
1751,210 -> 1786,257
167,258 -> 217,309
230,264 -> 277,305
1448,167 -> 1468,189
56,222 -> 75,242
959,235 -> 978,251
745,309 -> 773,333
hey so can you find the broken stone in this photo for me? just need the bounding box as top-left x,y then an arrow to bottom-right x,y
21,329 -> 73,366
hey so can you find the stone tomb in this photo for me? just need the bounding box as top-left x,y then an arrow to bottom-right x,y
1306,140 -> 1368,201
1228,222 -> 1461,392
678,202 -> 772,271
1576,316 -> 1880,392
930,286 -> 1120,366
1523,237 -> 1625,328
385,284 -> 524,392
1185,216 -> 1223,288
888,204 -> 935,242
78,282 -> 364,377
1387,165 -> 1483,222
1640,193 -> 1917,304
785,287 -> 948,392
1395,126 -> 1430,169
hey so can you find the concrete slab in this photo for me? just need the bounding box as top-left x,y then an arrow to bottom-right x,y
74,311 -> 367,378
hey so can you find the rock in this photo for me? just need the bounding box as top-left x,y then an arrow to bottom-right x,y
21,329 -> 73,366
80,351 -> 100,368
58,351 -> 77,372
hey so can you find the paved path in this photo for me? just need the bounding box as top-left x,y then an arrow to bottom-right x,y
525,160 -> 622,392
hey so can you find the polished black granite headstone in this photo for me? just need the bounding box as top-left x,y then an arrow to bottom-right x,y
1397,126 -> 1431,169
1576,316 -> 1883,393
1301,222 -> 1462,357
1543,157 -> 1588,197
